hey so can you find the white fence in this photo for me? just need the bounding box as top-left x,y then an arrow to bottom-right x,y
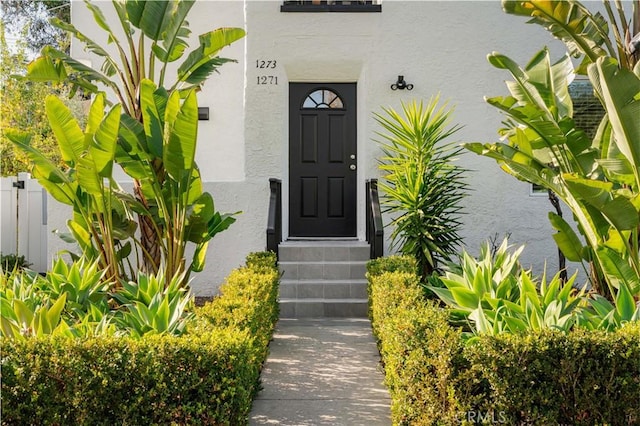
0,173 -> 48,272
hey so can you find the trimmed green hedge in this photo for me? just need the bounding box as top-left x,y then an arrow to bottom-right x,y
466,325 -> 640,425
368,257 -> 640,425
1,252 -> 280,425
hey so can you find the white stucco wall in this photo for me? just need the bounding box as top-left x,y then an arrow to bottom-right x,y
48,0 -> 587,294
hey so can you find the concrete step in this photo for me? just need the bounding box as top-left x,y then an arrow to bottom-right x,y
279,298 -> 369,318
276,241 -> 371,318
279,241 -> 370,262
278,260 -> 367,280
279,279 -> 367,300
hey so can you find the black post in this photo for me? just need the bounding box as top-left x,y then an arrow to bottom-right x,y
366,179 -> 384,259
267,178 -> 282,257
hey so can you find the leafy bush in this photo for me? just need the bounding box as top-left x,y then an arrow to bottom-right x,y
1,330 -> 257,425
368,260 -> 640,425
195,257 -> 280,362
375,98 -> 468,281
366,255 -> 417,277
0,253 -> 31,272
1,251 -> 280,425
245,250 -> 278,271
465,324 -> 640,425
113,271 -> 194,337
368,271 -> 478,425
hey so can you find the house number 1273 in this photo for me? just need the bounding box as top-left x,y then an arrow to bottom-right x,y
256,60 -> 277,69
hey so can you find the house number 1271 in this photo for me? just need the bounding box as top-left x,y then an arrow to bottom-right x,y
257,76 -> 278,85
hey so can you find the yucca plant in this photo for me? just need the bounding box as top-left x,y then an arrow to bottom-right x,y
374,98 -> 468,281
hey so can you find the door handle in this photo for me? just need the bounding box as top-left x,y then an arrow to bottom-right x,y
350,164 -> 356,170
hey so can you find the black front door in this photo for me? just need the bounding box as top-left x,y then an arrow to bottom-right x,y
289,83 -> 357,237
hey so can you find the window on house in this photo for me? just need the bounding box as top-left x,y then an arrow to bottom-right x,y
569,78 -> 605,141
281,0 -> 381,13
302,89 -> 344,109
530,78 -> 605,195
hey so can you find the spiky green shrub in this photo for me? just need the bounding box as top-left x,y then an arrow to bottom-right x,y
375,98 -> 468,281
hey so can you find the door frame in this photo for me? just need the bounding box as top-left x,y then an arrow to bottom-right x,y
287,82 -> 358,238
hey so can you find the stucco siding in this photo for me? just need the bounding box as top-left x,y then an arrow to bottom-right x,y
51,0 -> 584,294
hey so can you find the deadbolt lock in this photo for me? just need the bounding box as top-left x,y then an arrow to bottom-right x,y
350,154 -> 356,160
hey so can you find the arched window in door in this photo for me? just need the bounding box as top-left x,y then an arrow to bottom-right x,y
302,89 -> 344,109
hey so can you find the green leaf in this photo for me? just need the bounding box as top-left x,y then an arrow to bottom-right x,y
185,193 -> 214,243
5,130 -> 76,205
13,300 -> 34,328
469,305 -> 493,335
426,286 -> 458,309
68,220 -> 93,253
563,175 -> 612,209
163,89 -> 198,180
598,158 -> 636,185
600,196 -> 639,231
46,95 -> 86,165
588,57 -> 640,182
548,212 -> 585,261
190,241 -> 208,273
176,27 -> 245,87
90,104 -> 122,177
502,0 -> 609,65
503,316 -> 527,332
154,1 -> 194,62
596,246 -> 640,293
76,154 -> 102,196
154,299 -> 170,333
116,241 -> 132,261
47,294 -> 67,329
85,92 -> 106,137
589,295 -> 615,317
450,287 -> 480,311
24,55 -> 67,82
615,280 -> 636,321
207,212 -> 238,239
139,79 -> 164,158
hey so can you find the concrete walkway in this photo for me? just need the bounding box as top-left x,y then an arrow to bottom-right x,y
249,318 -> 391,425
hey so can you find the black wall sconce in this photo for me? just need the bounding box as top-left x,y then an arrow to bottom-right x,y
391,75 -> 413,91
198,107 -> 209,120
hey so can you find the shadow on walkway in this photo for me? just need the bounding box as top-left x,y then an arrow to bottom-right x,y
249,318 -> 391,425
